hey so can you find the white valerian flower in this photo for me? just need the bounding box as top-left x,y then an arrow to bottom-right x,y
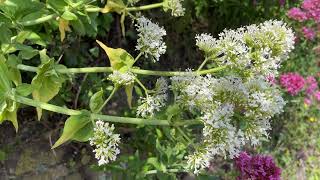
170,74 -> 286,174
128,0 -> 141,5
165,0 -> 185,17
136,78 -> 168,118
135,16 -> 167,62
89,121 -> 121,166
108,71 -> 135,86
195,20 -> 295,76
195,33 -> 217,54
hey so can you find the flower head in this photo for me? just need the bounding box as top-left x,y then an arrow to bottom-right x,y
108,71 -> 135,86
89,121 -> 121,166
196,20 -> 295,77
164,0 -> 185,17
279,73 -> 305,96
136,78 -> 168,118
287,7 -> 309,22
235,152 -> 282,180
135,16 -> 167,62
302,27 -> 316,40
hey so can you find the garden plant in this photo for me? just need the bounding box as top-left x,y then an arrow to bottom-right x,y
0,0 -> 320,179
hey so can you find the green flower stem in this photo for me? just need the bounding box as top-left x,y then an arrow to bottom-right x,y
145,169 -> 182,175
134,77 -> 149,96
16,64 -> 227,76
97,86 -> 118,112
19,14 -> 57,26
126,2 -> 164,12
85,7 -> 103,12
197,57 -> 210,72
9,94 -> 201,126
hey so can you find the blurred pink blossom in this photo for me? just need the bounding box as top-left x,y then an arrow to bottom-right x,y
302,27 -> 316,40
280,73 -> 305,96
288,8 -> 309,22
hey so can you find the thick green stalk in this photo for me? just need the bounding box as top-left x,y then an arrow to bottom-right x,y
19,14 -> 57,26
16,64 -> 227,76
126,2 -> 164,12
9,94 -> 201,126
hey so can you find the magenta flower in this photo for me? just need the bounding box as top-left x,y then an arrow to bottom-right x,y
305,76 -> 318,95
304,98 -> 312,105
314,91 -> 320,101
279,73 -> 305,96
235,152 -> 282,180
302,27 -> 316,40
302,0 -> 320,22
287,8 -> 309,22
279,0 -> 285,6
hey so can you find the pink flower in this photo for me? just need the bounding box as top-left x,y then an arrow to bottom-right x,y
287,8 -> 309,22
304,98 -> 312,106
305,76 -> 318,95
280,73 -> 305,96
266,75 -> 277,85
302,27 -> 316,40
302,0 -> 320,22
315,91 -> 320,101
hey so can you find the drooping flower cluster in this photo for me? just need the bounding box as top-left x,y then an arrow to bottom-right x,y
171,74 -> 285,174
135,16 -> 167,62
136,78 -> 168,118
279,73 -> 305,96
195,20 -> 295,77
108,71 -> 135,86
89,121 -> 121,166
164,0 -> 185,17
287,0 -> 320,40
235,152 -> 281,180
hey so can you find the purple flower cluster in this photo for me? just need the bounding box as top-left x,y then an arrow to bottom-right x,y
279,73 -> 305,96
235,152 -> 281,180
304,76 -> 320,106
287,0 -> 319,40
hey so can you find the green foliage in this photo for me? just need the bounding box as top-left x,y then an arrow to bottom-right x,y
52,111 -> 92,149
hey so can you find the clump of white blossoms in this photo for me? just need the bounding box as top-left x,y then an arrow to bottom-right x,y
195,20 -> 295,77
108,71 -> 135,86
163,0 -> 185,17
171,74 -> 286,174
135,16 -> 167,62
137,78 -> 168,118
89,121 -> 121,166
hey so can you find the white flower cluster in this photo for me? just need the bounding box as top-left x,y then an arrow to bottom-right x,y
137,78 -> 168,118
135,16 -> 167,62
108,71 -> 135,86
171,74 -> 285,174
89,121 -> 121,166
165,0 -> 185,17
196,20 -> 295,76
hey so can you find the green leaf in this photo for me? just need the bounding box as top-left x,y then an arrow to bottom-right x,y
125,83 -> 134,108
0,57 -> 11,93
16,83 -> 33,96
146,157 -> 167,173
72,123 -> 94,142
89,89 -> 104,113
96,40 -> 134,72
52,112 -> 91,149
61,10 -> 78,21
7,55 -> 21,86
31,57 -> 65,120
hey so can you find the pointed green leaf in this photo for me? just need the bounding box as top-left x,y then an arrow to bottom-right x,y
96,40 -> 134,72
31,59 -> 65,120
72,123 -> 94,142
52,112 -> 91,149
16,83 -> 33,96
101,0 -> 125,14
89,89 -> 104,113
